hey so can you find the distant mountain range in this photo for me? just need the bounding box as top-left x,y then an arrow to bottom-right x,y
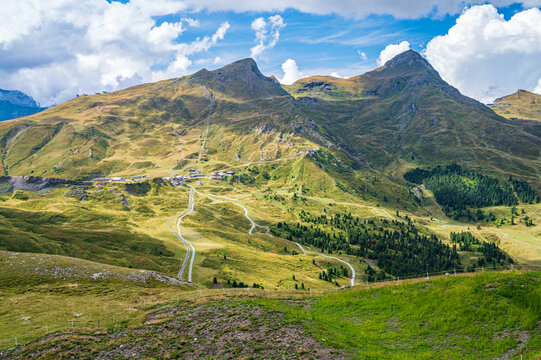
0,89 -> 46,122
0,51 -> 538,184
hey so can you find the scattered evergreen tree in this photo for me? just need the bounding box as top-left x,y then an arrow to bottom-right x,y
511,178 -> 540,203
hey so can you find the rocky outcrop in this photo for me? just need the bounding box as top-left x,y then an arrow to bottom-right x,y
0,176 -> 89,194
189,58 -> 289,100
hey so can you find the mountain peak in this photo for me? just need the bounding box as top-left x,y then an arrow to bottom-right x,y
189,58 -> 287,100
221,58 -> 258,71
382,50 -> 436,74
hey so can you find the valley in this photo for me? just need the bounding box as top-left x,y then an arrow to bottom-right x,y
0,52 -> 539,358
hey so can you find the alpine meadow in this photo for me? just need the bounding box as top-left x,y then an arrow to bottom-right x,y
0,1 -> 540,359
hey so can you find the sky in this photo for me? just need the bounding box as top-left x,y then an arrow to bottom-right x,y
1,0 -> 541,106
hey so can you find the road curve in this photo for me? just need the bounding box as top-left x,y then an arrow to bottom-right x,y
165,186 -> 195,282
192,189 -> 256,234
501,232 -> 541,250
294,242 -> 356,287
203,193 -> 256,234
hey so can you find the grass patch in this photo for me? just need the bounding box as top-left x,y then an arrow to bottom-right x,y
256,271 -> 541,359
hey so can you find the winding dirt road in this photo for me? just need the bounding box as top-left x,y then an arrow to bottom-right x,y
165,186 -> 195,282
294,242 -> 356,287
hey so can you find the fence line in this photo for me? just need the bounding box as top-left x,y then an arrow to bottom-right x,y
1,264 -> 539,350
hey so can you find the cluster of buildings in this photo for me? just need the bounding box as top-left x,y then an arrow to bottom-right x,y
166,169 -> 236,186
163,168 -> 237,186
92,169 -> 237,186
92,175 -> 146,183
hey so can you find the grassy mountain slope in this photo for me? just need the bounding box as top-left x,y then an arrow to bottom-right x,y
0,59 -> 316,180
1,51 -> 539,184
0,52 -> 539,280
489,90 -> 541,122
288,51 -> 541,178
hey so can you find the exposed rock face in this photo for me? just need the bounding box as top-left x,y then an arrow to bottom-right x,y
65,185 -> 91,200
189,58 -> 289,100
0,176 -> 89,194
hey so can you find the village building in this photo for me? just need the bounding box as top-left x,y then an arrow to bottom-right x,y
171,177 -> 184,186
210,172 -> 226,180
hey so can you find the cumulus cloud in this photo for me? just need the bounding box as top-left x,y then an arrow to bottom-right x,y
377,41 -> 410,66
424,5 -> 541,102
183,0 -> 541,19
279,59 -> 303,85
0,0 -> 229,106
535,79 -> 541,94
250,15 -> 285,59
330,72 -> 342,78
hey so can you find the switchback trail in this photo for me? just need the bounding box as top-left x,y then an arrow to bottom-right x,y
165,186 -> 195,282
294,242 -> 356,287
192,189 -> 256,234
168,186 -> 357,287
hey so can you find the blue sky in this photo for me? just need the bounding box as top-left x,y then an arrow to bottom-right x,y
162,10 -> 458,75
147,2 -> 531,76
1,1 -> 540,105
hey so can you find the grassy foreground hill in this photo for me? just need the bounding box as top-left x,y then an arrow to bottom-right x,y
1,270 -> 539,359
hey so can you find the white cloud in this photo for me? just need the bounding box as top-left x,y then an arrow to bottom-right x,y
279,59 -> 302,85
330,72 -> 342,78
357,50 -> 367,61
183,0 -> 541,19
251,17 -> 267,32
377,41 -> 410,67
424,5 -> 541,102
0,0 -> 229,106
183,17 -> 200,27
250,15 -> 285,59
535,78 -> 541,95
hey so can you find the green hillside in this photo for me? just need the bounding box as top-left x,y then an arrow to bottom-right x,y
288,51 -> 541,178
0,52 -> 540,358
1,270 -> 539,359
489,90 -> 541,122
0,51 -> 539,184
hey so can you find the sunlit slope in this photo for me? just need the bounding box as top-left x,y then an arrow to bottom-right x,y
287,51 -> 541,178
0,59 -> 316,179
0,52 -> 539,185
489,90 -> 541,122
